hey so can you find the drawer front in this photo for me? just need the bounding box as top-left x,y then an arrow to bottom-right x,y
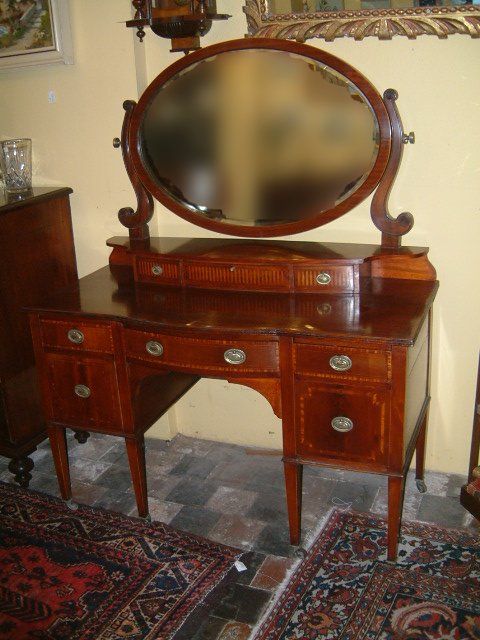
40,318 -> 114,354
135,257 -> 181,285
295,380 -> 389,467
125,330 -> 279,375
43,353 -> 123,431
295,342 -> 390,383
293,265 -> 357,293
184,262 -> 290,291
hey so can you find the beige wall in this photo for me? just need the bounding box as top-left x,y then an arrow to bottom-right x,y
1,0 -> 479,474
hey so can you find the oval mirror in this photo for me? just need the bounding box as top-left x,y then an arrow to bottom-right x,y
130,39 -> 392,237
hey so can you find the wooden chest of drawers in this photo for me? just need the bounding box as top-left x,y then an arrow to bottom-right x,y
0,188 -> 77,486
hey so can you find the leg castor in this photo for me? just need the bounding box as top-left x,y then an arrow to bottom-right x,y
74,430 -> 91,444
8,456 -> 34,488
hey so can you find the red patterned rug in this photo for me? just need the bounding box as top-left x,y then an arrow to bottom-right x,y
0,482 -> 240,639
255,510 -> 480,640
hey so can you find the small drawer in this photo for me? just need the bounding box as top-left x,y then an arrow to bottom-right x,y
295,342 -> 390,382
43,353 -> 123,431
184,262 -> 290,292
293,265 -> 357,293
295,380 -> 389,468
135,257 -> 181,285
124,330 -> 280,375
39,318 -> 114,354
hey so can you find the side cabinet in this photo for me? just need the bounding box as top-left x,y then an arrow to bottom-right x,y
0,189 -> 77,486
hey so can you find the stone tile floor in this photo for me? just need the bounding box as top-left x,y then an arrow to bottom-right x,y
1,433 -> 477,640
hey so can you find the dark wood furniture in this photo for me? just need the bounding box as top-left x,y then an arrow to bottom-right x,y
0,187 -> 78,486
28,39 -> 438,560
460,356 -> 480,520
127,0 -> 230,53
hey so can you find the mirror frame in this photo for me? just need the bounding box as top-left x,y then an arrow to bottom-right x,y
244,0 -> 480,41
125,38 -> 393,239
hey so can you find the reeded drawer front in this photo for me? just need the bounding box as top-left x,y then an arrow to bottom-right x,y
43,353 -> 122,431
135,257 -> 181,285
293,265 -> 357,293
124,330 -> 280,375
294,342 -> 390,383
184,262 -> 290,291
39,318 -> 114,354
295,380 -> 389,467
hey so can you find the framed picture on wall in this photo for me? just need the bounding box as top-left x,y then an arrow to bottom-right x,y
0,0 -> 73,70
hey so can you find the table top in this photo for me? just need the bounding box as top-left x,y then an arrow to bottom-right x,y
0,187 -> 72,214
28,265 -> 439,345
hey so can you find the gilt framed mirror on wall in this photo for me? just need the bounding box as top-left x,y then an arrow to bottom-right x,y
244,0 -> 480,40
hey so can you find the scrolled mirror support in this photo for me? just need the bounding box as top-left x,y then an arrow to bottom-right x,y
370,89 -> 414,250
118,100 -> 154,243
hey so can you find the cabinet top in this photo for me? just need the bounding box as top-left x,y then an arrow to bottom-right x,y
0,187 -> 72,214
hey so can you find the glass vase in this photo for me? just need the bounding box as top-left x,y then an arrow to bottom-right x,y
0,139 -> 33,194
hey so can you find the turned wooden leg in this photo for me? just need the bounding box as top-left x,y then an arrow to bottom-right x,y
387,475 -> 404,562
284,461 -> 303,546
47,425 -> 72,501
8,456 -> 34,488
415,414 -> 428,494
125,436 -> 149,519
74,430 -> 91,444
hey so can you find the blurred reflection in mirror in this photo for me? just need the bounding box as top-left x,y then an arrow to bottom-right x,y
141,50 -> 379,227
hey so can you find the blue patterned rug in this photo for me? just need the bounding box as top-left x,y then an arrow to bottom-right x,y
255,509 -> 480,639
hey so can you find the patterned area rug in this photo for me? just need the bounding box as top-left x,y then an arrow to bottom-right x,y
0,482 -> 240,639
255,510 -> 480,640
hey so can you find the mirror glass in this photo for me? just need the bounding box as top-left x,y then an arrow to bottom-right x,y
140,49 -> 380,228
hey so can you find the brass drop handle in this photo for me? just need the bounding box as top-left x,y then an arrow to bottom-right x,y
224,348 -> 246,365
146,341 -> 164,357
316,272 -> 332,286
74,385 -> 91,399
329,355 -> 352,372
67,329 -> 84,345
331,417 -> 354,433
152,264 -> 164,276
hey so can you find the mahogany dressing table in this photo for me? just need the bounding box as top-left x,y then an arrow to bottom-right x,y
28,39 -> 437,560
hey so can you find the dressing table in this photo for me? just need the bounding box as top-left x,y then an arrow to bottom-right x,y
28,39 -> 437,560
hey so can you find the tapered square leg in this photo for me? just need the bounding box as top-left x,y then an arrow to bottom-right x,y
284,461 -> 303,546
125,436 -> 149,519
387,475 -> 404,561
47,425 -> 72,501
415,414 -> 428,493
